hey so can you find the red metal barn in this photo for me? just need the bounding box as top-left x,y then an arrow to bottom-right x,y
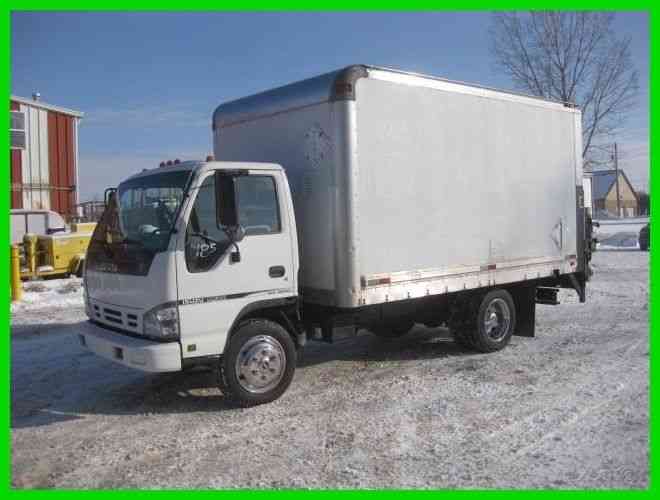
9,95 -> 83,218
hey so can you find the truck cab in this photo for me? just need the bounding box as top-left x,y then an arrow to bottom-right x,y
81,160 -> 301,405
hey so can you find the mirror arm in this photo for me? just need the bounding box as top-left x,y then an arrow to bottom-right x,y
220,225 -> 242,263
229,239 -> 241,263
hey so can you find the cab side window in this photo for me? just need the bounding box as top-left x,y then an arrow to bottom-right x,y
235,175 -> 281,235
185,175 -> 230,273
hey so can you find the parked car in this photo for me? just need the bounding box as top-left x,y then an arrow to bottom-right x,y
639,223 -> 650,251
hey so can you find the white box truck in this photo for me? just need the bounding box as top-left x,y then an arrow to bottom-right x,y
80,65 -> 592,406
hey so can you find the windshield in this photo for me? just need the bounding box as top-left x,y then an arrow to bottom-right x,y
86,169 -> 192,276
116,171 -> 190,251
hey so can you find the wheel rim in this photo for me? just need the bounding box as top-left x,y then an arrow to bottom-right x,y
483,298 -> 511,341
235,335 -> 286,394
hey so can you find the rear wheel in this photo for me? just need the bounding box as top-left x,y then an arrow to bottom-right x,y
219,319 -> 296,406
453,289 -> 516,352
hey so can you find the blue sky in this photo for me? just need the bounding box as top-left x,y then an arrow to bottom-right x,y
11,11 -> 649,200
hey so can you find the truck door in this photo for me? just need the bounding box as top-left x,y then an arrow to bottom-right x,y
175,169 -> 296,359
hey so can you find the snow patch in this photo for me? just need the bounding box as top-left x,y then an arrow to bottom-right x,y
11,277 -> 84,315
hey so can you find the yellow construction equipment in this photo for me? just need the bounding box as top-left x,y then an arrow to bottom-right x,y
19,223 -> 96,280
70,222 -> 98,233
10,245 -> 22,301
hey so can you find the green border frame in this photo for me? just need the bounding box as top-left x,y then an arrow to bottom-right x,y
2,4 -> 655,494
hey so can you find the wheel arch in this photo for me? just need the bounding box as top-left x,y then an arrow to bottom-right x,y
223,296 -> 301,352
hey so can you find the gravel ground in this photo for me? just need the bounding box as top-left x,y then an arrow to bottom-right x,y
11,251 -> 649,489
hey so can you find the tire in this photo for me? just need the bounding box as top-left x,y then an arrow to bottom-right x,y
218,319 -> 296,406
453,289 -> 516,353
639,225 -> 649,251
371,320 -> 415,339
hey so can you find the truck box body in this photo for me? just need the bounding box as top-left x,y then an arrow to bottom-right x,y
213,65 -> 584,310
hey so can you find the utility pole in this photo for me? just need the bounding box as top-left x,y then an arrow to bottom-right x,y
613,142 -> 622,217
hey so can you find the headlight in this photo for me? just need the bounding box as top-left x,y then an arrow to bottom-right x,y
143,302 -> 180,340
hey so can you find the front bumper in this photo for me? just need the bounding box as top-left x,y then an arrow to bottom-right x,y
79,321 -> 182,372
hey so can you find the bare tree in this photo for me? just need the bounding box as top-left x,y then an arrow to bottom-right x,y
490,12 -> 639,167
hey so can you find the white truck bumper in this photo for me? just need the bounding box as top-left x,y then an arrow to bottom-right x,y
79,321 -> 182,372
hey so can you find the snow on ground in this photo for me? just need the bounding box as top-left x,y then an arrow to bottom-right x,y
11,251 -> 649,489
11,278 -> 85,330
11,278 -> 84,314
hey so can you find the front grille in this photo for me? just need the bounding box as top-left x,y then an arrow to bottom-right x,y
127,313 -> 138,328
91,301 -> 141,333
103,308 -> 123,324
104,314 -> 122,325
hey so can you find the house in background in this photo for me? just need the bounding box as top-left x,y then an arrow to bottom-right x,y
10,94 -> 83,218
590,169 -> 639,218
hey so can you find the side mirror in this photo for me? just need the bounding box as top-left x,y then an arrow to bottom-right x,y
216,171 -> 246,264
104,188 -> 117,208
216,172 -> 238,228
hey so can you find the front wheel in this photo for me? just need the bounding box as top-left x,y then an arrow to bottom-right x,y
453,289 -> 516,353
219,319 -> 296,406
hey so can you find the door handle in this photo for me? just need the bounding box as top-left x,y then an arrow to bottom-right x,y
269,265 -> 285,278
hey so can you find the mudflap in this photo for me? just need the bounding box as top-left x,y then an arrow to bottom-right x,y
557,272 -> 587,303
568,272 -> 587,303
511,286 -> 536,337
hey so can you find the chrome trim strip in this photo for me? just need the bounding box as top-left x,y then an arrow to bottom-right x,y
362,257 -> 565,288
177,289 -> 293,306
